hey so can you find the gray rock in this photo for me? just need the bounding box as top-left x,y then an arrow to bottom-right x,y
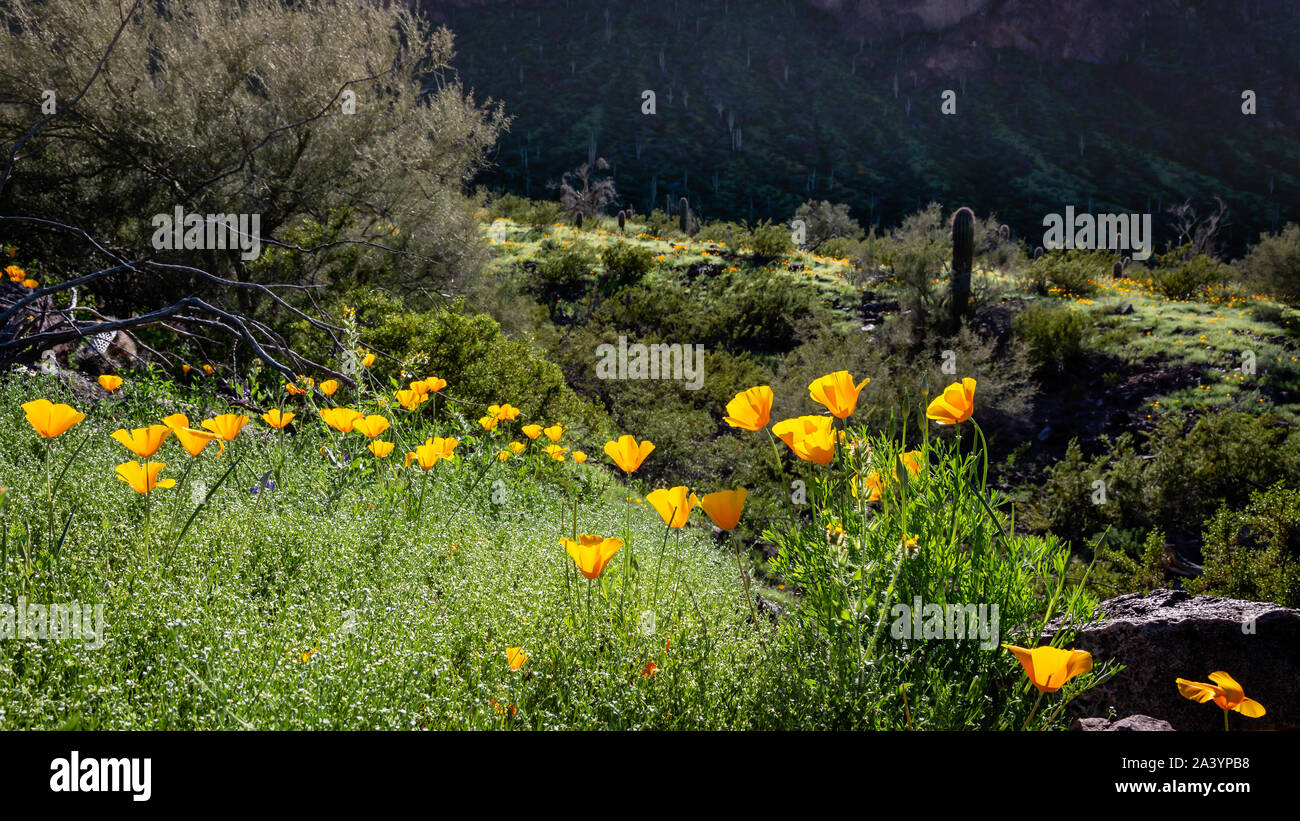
1046,589 -> 1299,731
1071,714 -> 1174,731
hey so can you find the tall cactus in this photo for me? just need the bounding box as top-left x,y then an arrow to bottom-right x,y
1112,260 -> 1123,278
617,210 -> 626,232
951,207 -> 975,323
575,212 -> 583,229
679,197 -> 690,235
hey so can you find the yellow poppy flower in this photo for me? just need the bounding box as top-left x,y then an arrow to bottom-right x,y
560,534 -> 624,579
22,399 -> 85,438
645,486 -> 698,528
110,425 -> 173,459
698,488 -> 747,531
261,409 -> 295,429
543,444 -> 566,461
285,381 -> 307,396
201,413 -> 249,441
1002,644 -> 1093,693
506,647 -> 529,671
1176,672 -> 1266,717
488,403 -> 520,421
351,415 -> 390,438
497,449 -> 512,461
478,414 -> 500,431
202,364 -> 214,375
508,441 -> 526,455
543,424 -> 565,442
361,351 -> 376,367
899,450 -> 924,475
97,375 -> 123,391
771,416 -> 836,465
319,407 -> 363,433
394,389 -> 427,411
171,425 -> 223,457
926,378 -> 977,425
603,435 -> 654,474
809,371 -> 869,419
368,440 -> 395,458
521,424 -> 543,440
571,451 -> 588,463
319,379 -> 339,397
723,386 -> 773,431
115,461 -> 175,494
405,437 -> 458,469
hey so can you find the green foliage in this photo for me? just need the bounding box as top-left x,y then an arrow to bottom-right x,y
792,200 -> 863,248
349,292 -> 606,434
597,241 -> 655,296
1148,251 -> 1231,300
766,433 -> 1108,729
1022,250 -> 1109,296
1012,302 -> 1093,373
524,239 -> 598,320
747,220 -> 794,262
1242,223 -> 1300,303
1195,483 -> 1300,606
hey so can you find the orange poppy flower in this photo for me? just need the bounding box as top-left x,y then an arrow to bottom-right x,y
261,409 -> 295,429
543,424 -> 565,442
521,424 -> 543,440
1002,644 -> 1093,693
201,414 -> 249,441
723,386 -> 773,431
645,486 -> 698,529
405,437 -> 459,469
319,407 -> 363,433
368,440 -> 395,458
771,416 -> 836,465
115,461 -> 175,494
110,425 -> 173,459
506,647 -> 529,671
698,488 -> 747,531
394,389 -> 427,411
809,371 -> 869,419
561,534 -> 624,579
97,375 -> 123,391
926,378 -> 977,425
1175,672 -> 1266,717
604,435 -> 654,473
351,415 -> 390,438
22,399 -> 85,438
319,379 -> 339,397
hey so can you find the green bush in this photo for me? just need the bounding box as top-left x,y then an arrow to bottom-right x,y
524,239 -> 598,320
597,241 -> 655,296
1022,250 -> 1108,297
695,220 -> 750,251
792,200 -> 863,248
346,292 -> 607,434
1195,483 -> 1300,607
1148,251 -> 1231,300
1242,223 -> 1300,303
1012,302 -> 1092,372
747,220 -> 794,262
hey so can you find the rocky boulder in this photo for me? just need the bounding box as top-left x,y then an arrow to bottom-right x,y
1071,714 -> 1173,731
1048,589 -> 1298,731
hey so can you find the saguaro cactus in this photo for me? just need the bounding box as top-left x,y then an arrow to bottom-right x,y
575,213 -> 583,229
951,207 -> 975,322
617,210 -> 626,232
1033,246 -> 1044,260
1112,260 -> 1123,278
679,197 -> 690,235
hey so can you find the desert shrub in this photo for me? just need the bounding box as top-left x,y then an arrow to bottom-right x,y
747,220 -> 794,262
485,193 -> 537,223
694,220 -> 749,251
1242,223 -> 1300,303
597,241 -> 655,296
641,209 -> 676,238
1194,483 -> 1300,607
524,239 -> 598,320
1026,411 -> 1300,560
705,269 -> 818,354
1012,303 -> 1092,372
526,200 -> 566,232
792,200 -> 863,248
1022,250 -> 1107,296
1148,251 -> 1231,300
1093,528 -> 1169,596
0,0 -> 504,299
347,292 -> 606,434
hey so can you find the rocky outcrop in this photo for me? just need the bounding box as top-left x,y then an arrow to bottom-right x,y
1048,589 -> 1299,731
1071,714 -> 1174,731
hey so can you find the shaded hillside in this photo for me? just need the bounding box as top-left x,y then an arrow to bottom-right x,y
419,0 -> 1299,254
